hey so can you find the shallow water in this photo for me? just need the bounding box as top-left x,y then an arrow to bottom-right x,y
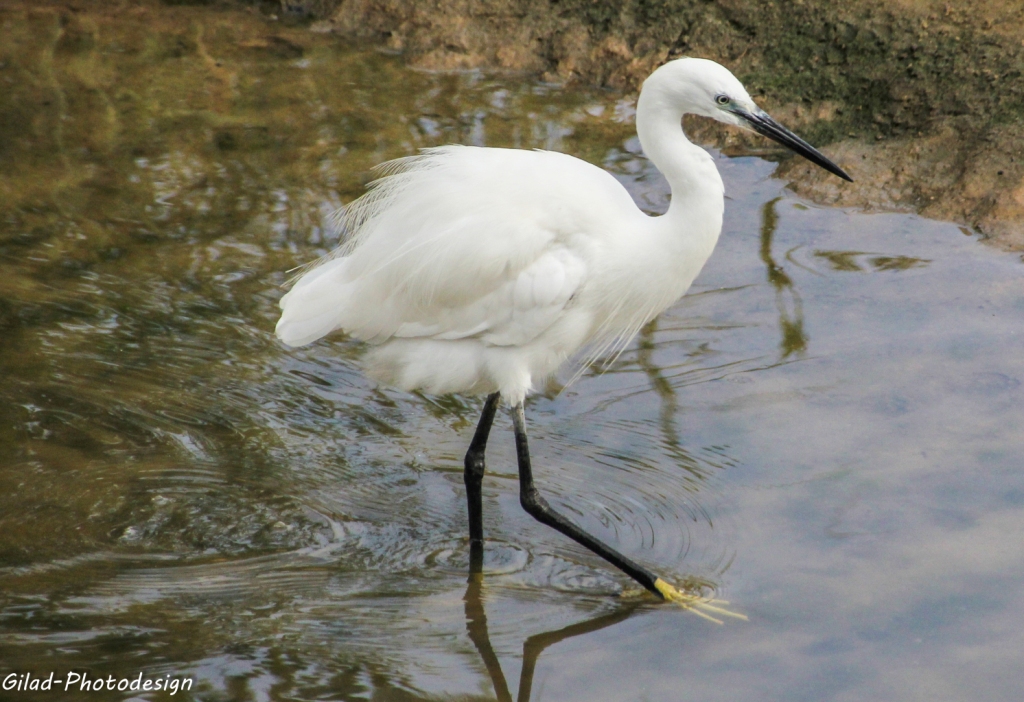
1,5 -> 1023,701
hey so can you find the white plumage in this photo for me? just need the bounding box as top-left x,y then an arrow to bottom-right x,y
276,58 -> 849,405
275,57 -> 850,604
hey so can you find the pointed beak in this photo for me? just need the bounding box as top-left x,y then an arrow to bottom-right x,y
732,107 -> 853,182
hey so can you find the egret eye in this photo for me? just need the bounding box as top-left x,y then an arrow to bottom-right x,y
715,95 -> 730,106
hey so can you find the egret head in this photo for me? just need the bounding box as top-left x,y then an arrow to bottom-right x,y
647,58 -> 853,182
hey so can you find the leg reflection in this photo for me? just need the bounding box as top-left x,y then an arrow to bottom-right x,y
464,571 -> 641,702
516,607 -> 636,702
464,570 -> 513,702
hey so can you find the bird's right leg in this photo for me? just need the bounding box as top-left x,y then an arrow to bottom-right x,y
465,392 -> 501,571
509,402 -> 667,598
509,404 -> 746,620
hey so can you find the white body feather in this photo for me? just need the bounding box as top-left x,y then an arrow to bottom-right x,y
277,59 -> 747,405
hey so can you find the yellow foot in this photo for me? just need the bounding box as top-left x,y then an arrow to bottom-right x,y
653,578 -> 748,625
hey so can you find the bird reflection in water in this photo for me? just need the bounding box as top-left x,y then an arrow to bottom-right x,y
759,197 -> 808,358
636,320 -> 683,450
463,556 -> 642,702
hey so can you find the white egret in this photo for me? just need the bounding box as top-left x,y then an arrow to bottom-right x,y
276,58 -> 850,603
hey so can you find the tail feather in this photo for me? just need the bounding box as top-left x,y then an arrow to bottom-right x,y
276,257 -> 353,347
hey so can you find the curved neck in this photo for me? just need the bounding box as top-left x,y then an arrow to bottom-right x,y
635,88 -> 723,219
632,80 -> 726,280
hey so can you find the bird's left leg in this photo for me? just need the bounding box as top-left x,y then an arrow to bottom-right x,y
510,402 -> 672,599
465,392 -> 501,571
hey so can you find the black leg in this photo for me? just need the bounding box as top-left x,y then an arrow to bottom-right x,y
511,402 -> 672,599
464,399 -> 742,619
511,402 -> 747,620
465,392 -> 501,570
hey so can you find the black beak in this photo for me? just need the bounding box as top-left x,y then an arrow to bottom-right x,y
733,107 -> 853,182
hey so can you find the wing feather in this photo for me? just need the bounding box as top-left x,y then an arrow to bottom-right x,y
277,145 -> 631,350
